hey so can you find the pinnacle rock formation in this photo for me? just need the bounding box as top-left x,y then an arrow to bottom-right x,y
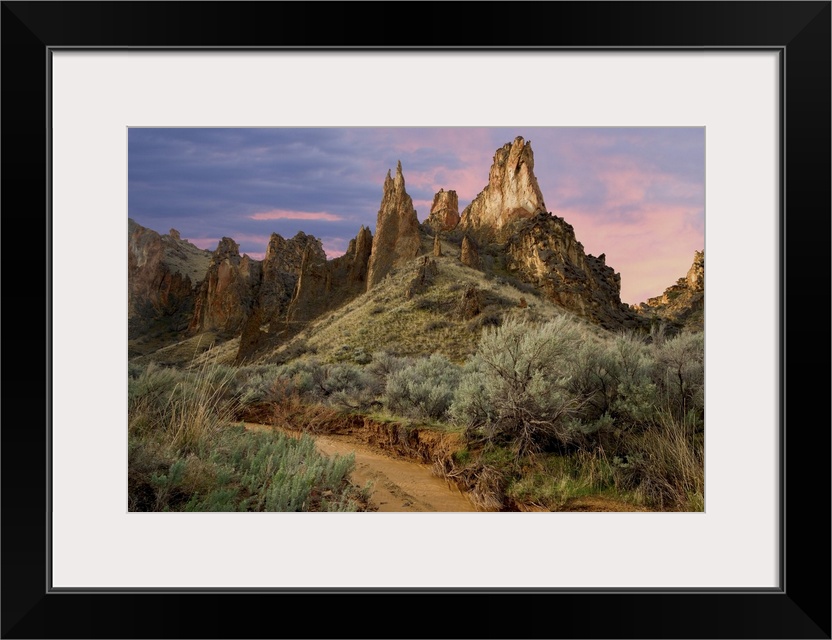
189,237 -> 261,335
340,225 -> 374,288
433,234 -> 442,257
505,213 -> 636,330
287,225 -> 374,328
686,250 -> 704,291
128,218 -> 212,339
237,226 -> 373,361
236,232 -> 323,359
460,234 -> 481,270
425,188 -> 460,232
366,161 -> 422,290
459,136 -> 547,241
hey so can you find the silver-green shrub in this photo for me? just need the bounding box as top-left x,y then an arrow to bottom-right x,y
383,353 -> 461,420
450,315 -> 586,456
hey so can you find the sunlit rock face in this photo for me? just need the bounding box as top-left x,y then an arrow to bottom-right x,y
459,136 -> 547,242
366,161 -> 422,290
425,188 -> 460,233
505,212 -> 638,330
634,250 -> 704,331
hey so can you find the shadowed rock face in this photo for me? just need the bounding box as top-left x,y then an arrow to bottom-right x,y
459,136 -> 547,242
188,237 -> 262,335
366,161 -> 422,290
128,219 -> 212,338
460,234 -> 481,270
236,226 -> 374,362
235,232 -> 322,360
426,188 -> 460,232
505,213 -> 639,330
288,225 -> 374,323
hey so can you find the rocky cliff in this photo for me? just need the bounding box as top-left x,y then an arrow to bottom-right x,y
188,237 -> 261,335
425,188 -> 460,233
287,226 -> 373,326
455,138 -> 637,330
366,161 -> 422,290
505,213 -> 636,330
130,136 -> 700,364
458,136 -> 547,242
128,218 -> 212,338
237,226 -> 374,361
634,250 -> 704,331
235,232 -> 322,359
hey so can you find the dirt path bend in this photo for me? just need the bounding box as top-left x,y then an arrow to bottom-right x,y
245,423 -> 477,512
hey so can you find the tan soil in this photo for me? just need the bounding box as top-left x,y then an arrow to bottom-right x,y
244,421 -> 649,513
245,423 -> 477,512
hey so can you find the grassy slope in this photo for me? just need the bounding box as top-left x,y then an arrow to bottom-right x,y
258,236 -> 589,365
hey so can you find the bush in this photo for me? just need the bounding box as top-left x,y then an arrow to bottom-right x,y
653,331 -> 704,422
384,353 -> 461,420
127,359 -> 366,512
451,315 -> 587,457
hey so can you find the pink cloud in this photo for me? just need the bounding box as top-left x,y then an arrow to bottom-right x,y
321,237 -> 348,260
557,205 -> 703,305
249,209 -> 344,222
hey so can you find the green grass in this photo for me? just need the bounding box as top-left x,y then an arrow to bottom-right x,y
259,254 -> 571,366
128,359 -> 368,512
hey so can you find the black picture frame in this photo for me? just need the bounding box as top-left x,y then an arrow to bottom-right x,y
2,2 -> 829,638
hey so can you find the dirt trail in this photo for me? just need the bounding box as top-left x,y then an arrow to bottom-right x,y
245,423 -> 478,512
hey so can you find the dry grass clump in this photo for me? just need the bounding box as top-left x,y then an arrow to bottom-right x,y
128,357 -> 367,512
615,411 -> 704,511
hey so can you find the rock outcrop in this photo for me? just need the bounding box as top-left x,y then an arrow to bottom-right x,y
634,250 -> 704,331
238,226 -> 374,361
287,226 -> 373,327
685,250 -> 704,291
505,213 -> 637,330
236,232 -> 322,358
405,256 -> 438,300
459,137 -> 547,241
433,234 -> 442,257
366,161 -> 422,290
460,234 -> 481,270
128,219 -> 212,338
456,284 -> 483,320
188,237 -> 261,335
425,188 -> 460,232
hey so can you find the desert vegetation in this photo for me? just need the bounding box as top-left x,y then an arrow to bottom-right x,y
128,135 -> 704,512
128,358 -> 369,511
130,309 -> 703,512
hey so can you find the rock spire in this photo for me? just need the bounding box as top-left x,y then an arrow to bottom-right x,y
459,136 -> 547,240
366,161 -> 422,290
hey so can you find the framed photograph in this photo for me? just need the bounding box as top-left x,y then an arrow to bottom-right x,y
3,2 -> 829,638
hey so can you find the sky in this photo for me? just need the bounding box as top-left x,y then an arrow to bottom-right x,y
128,127 -> 704,305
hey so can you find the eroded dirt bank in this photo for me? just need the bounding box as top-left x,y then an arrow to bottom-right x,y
245,422 -> 478,512
241,405 -> 648,513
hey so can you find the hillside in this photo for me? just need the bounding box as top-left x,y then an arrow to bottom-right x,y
130,136 -> 705,367
128,136 -> 705,513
